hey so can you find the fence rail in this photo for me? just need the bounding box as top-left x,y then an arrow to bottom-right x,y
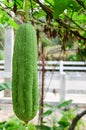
0,60 -> 86,105
0,60 -> 86,78
38,60 -> 86,72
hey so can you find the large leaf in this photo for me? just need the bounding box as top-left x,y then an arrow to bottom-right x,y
54,0 -> 70,19
58,117 -> 70,127
42,109 -> 54,117
57,100 -> 72,109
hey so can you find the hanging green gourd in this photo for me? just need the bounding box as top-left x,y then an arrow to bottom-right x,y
12,0 -> 38,124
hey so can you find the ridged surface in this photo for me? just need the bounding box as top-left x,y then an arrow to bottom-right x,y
12,23 -> 38,122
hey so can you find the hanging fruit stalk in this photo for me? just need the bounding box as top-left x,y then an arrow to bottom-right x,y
12,0 -> 38,124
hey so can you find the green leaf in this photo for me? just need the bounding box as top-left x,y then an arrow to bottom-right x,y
57,100 -> 72,108
8,18 -> 18,29
0,82 -> 11,91
28,123 -> 36,130
58,118 -> 70,127
0,121 -> 7,128
33,9 -> 46,19
44,103 -> 53,108
42,109 -> 54,117
36,125 -> 51,130
44,0 -> 54,8
54,0 -> 70,19
54,126 -> 64,130
83,31 -> 86,38
69,0 -> 82,11
41,36 -> 52,47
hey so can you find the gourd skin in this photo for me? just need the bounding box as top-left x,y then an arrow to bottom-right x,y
12,23 -> 38,122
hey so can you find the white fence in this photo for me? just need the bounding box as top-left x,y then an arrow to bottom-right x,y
1,60 -> 86,77
38,60 -> 86,72
0,59 -> 86,105
39,60 -> 86,104
38,60 -> 86,105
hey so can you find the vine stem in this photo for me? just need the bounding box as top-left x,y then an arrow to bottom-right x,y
25,0 -> 29,22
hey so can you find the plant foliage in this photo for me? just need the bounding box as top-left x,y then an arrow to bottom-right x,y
0,116 -> 36,130
0,82 -> 11,91
37,100 -> 85,130
0,0 -> 86,60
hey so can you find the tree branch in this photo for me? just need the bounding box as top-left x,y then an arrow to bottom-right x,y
0,3 -> 12,17
34,0 -> 53,18
34,0 -> 86,40
0,3 -> 22,24
68,109 -> 86,130
65,15 -> 86,32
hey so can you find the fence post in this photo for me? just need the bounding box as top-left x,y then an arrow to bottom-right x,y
59,60 -> 66,102
60,60 -> 63,74
4,27 -> 14,97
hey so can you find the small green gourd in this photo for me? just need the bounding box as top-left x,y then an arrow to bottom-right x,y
12,23 -> 38,123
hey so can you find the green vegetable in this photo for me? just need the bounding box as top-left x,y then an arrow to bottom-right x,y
12,23 -> 38,123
